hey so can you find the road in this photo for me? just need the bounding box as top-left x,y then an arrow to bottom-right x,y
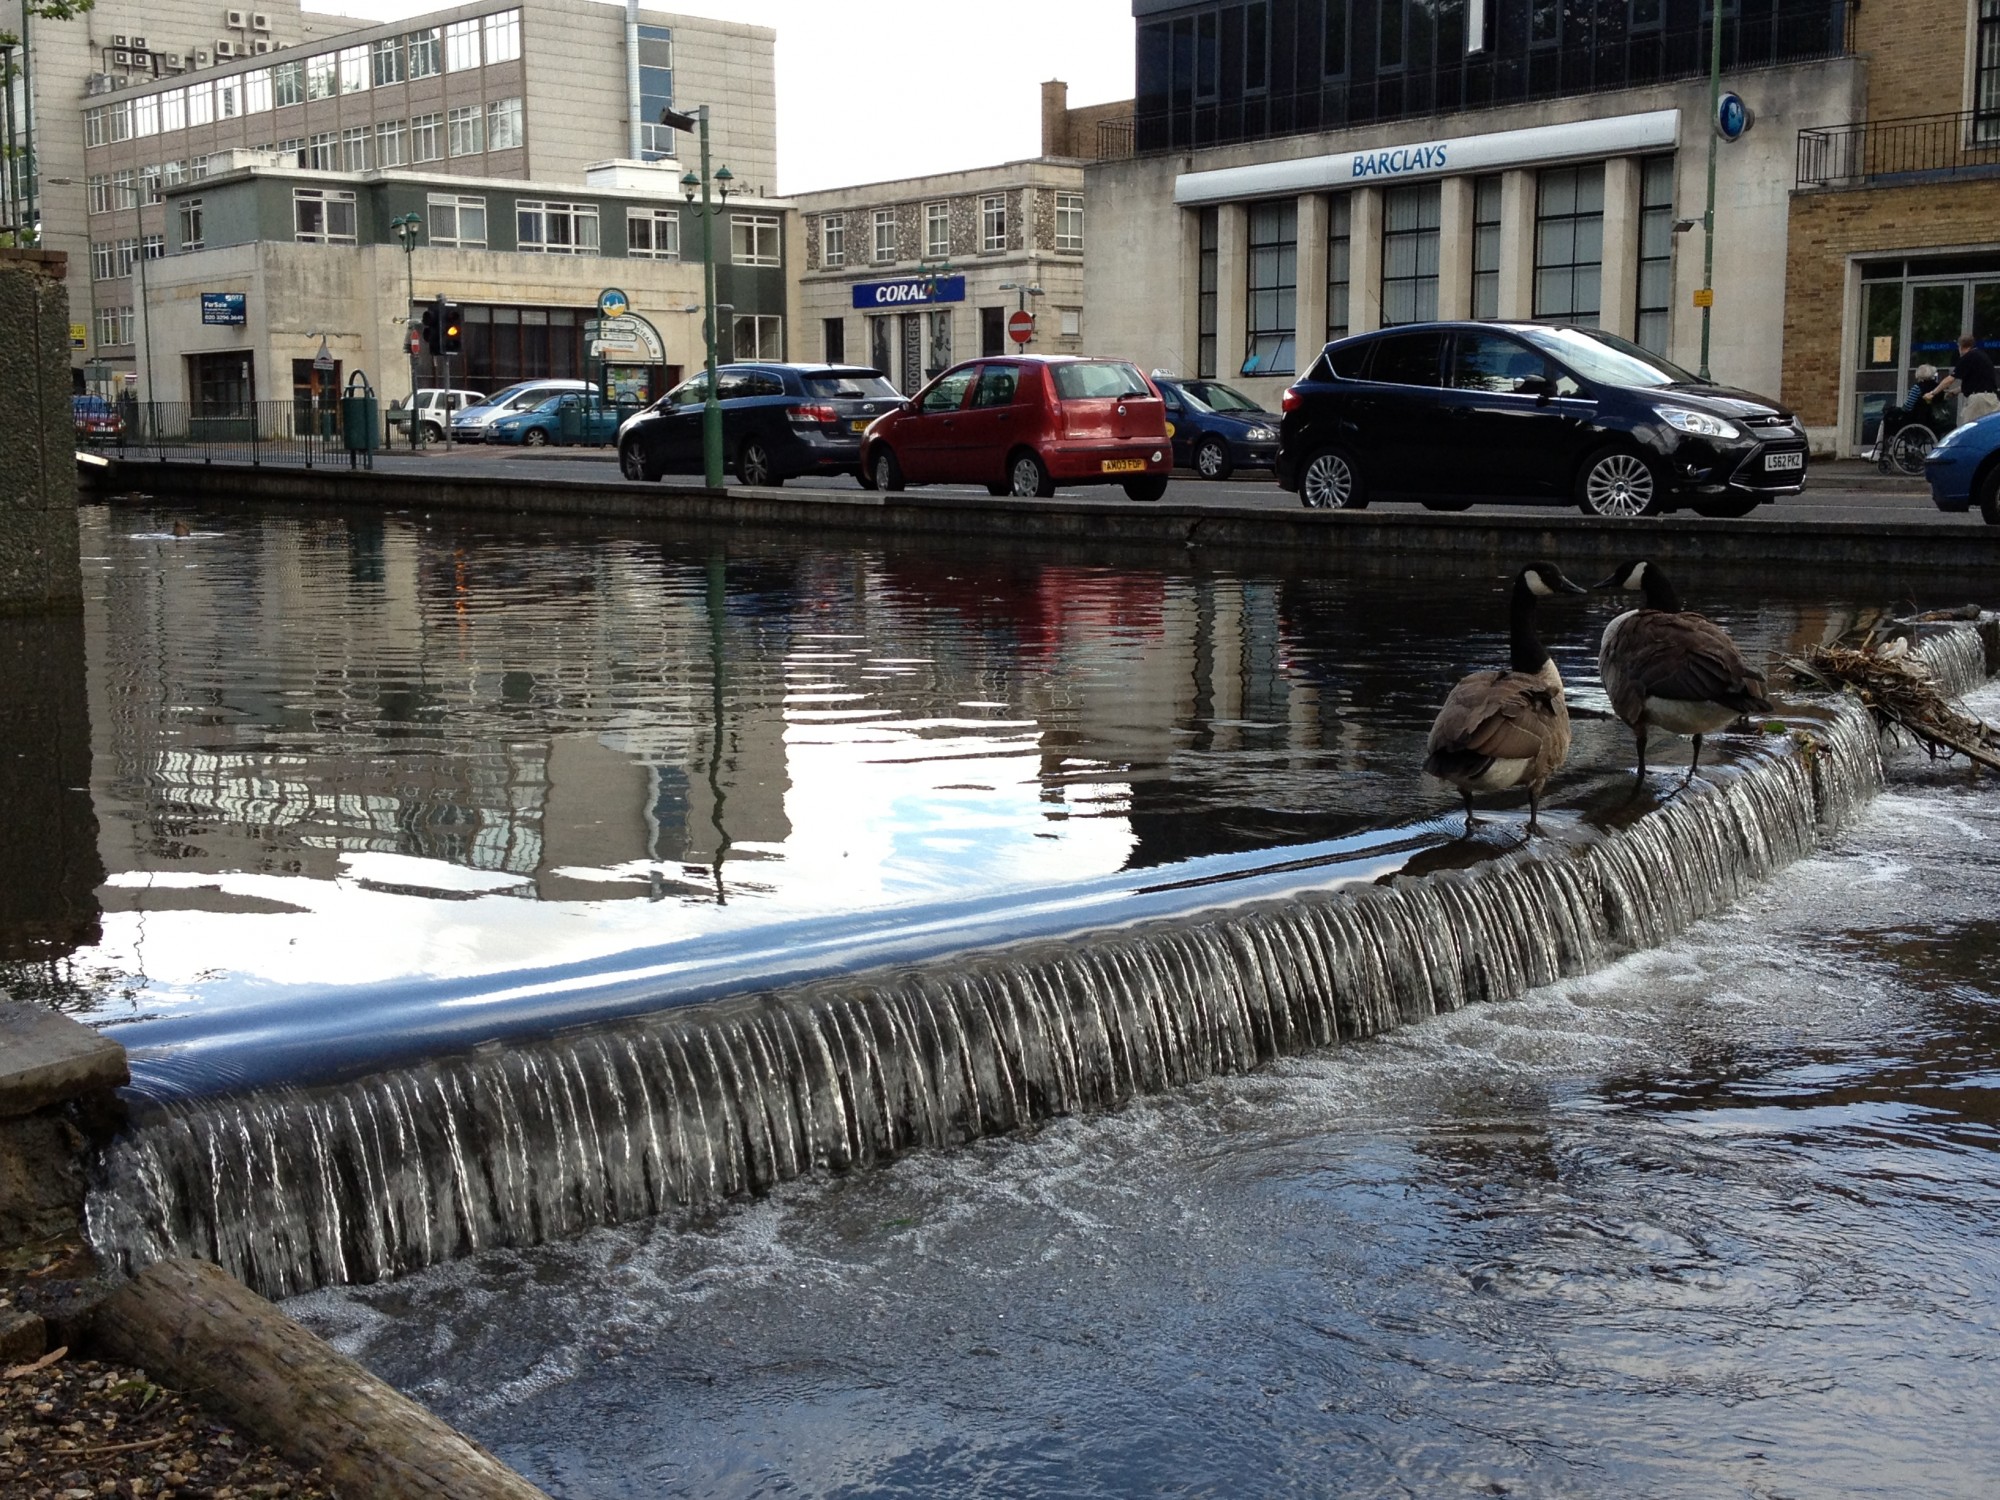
336,443 -> 1978,526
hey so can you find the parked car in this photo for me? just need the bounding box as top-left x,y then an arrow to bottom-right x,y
619,363 -> 902,486
1154,376 -> 1280,480
73,394 -> 124,442
488,391 -> 623,447
1921,409 -> 2000,522
387,387 -> 485,443
859,355 -> 1172,501
450,379 -> 597,443
1276,321 -> 1809,517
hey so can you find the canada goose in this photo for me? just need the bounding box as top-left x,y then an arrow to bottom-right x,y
1595,558 -> 1772,785
1425,561 -> 1590,834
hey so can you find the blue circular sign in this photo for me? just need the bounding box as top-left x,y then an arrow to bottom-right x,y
1716,92 -> 1751,142
597,287 -> 630,319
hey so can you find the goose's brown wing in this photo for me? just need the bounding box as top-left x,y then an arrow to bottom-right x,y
1427,670 -> 1565,770
1616,611 -> 1771,713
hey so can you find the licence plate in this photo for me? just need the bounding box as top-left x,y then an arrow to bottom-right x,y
850,419 -> 869,432
1765,451 -> 1803,472
1101,458 -> 1145,474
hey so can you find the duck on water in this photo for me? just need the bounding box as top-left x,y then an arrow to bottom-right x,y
1424,562 -> 1590,835
1596,558 -> 1773,787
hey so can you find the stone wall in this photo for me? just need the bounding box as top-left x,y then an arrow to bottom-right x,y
0,252 -> 83,614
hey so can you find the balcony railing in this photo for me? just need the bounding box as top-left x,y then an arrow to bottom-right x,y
1796,109 -> 2000,190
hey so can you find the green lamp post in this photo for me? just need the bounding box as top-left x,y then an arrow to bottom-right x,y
664,104 -> 732,490
391,212 -> 423,447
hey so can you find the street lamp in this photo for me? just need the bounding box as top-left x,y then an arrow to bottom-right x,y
391,212 -> 423,447
666,102 -> 732,490
1699,0 -> 1723,381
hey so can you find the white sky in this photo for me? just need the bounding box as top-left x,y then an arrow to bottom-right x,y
308,0 -> 1138,195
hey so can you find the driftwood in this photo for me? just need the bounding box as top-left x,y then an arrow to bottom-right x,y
1788,640 -> 2000,774
91,1258 -> 549,1500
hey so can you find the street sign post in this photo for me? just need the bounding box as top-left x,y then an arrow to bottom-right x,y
1008,310 -> 1035,346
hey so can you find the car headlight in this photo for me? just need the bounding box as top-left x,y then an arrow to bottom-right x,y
1245,426 -> 1277,442
1654,406 -> 1739,439
1931,424 -> 1969,453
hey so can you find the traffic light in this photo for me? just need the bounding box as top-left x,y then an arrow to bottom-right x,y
439,300 -> 462,356
419,304 -> 439,354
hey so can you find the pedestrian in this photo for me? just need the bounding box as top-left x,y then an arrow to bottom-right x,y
1931,334 -> 1999,425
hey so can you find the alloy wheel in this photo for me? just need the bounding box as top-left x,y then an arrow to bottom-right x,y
1582,452 -> 1656,518
1010,455 -> 1045,497
1195,438 -> 1229,480
522,428 -> 548,447
620,444 -> 642,481
1301,451 -> 1355,509
740,442 -> 772,486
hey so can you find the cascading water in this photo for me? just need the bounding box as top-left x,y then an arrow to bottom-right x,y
87,688 -> 1897,1301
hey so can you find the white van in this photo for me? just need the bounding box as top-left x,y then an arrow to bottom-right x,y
449,379 -> 598,443
388,388 -> 486,443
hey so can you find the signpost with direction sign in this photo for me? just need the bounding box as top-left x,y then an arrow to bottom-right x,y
1008,310 -> 1036,346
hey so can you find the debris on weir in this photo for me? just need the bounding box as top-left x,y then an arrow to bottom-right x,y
1788,636 -> 2000,773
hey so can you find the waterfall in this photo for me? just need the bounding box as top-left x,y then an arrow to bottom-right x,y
85,690 -> 1900,1301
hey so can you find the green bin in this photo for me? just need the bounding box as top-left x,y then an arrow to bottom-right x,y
557,397 -> 583,446
341,394 -> 379,452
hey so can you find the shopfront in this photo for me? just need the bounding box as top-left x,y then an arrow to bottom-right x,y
1851,255 -> 2000,445
853,274 -> 966,394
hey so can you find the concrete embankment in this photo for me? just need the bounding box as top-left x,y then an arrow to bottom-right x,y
100,459 -> 1999,577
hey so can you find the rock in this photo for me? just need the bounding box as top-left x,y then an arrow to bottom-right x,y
0,1305 -> 44,1363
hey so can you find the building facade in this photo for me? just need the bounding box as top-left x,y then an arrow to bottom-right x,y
1088,0 -> 1860,411
794,158 -> 1088,394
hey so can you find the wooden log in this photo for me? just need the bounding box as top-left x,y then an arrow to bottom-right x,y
90,1258 -> 549,1500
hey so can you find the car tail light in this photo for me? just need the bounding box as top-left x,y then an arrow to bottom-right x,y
790,402 -> 840,425
1281,386 -> 1301,414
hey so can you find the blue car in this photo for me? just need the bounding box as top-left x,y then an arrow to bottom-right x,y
488,392 -> 622,447
1922,411 -> 2000,522
1154,376 -> 1281,480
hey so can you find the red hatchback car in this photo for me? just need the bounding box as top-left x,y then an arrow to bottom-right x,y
860,355 -> 1173,501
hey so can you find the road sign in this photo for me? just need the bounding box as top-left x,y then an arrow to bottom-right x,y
1693,287 -> 1714,309
1715,92 -> 1752,142
598,288 -> 630,319
1008,310 -> 1035,345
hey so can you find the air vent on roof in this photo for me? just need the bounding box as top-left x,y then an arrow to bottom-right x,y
111,74 -> 129,88
252,12 -> 271,30
112,33 -> 128,45
164,52 -> 183,69
130,35 -> 148,49
112,48 -> 132,66
215,39 -> 236,57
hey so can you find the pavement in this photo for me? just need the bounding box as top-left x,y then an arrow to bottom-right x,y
339,444 -> 1977,526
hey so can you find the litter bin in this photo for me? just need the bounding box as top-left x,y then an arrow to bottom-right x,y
339,372 -> 379,467
556,396 -> 583,447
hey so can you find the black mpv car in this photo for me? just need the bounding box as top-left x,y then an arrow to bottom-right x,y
618,363 -> 901,486
1275,322 -> 1808,517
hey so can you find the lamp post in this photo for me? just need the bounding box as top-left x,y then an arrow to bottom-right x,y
1698,0 -> 1723,381
391,212 -> 423,447
665,104 -> 732,489
126,180 -> 155,434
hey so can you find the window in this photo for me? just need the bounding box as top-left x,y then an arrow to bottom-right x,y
427,193 -> 487,249
1636,156 -> 1675,354
922,368 -> 975,412
487,97 -> 524,151
178,198 -> 204,251
407,29 -> 441,79
1370,328 -> 1443,386
244,69 -> 272,113
163,160 -> 188,187
306,54 -> 336,101
1055,192 -> 1083,252
822,317 -> 845,362
1530,0 -> 1561,45
1977,0 -> 2000,142
158,90 -> 185,134
1327,191 -> 1351,339
141,165 -> 162,204
376,120 -> 407,168
980,193 -> 1006,251
1471,174 -> 1502,319
338,46 -> 369,93
108,101 -> 131,142
448,106 -> 484,157
518,200 -> 600,254
732,213 -> 780,266
411,114 -> 444,163
484,10 -> 521,63
445,20 -> 481,71
1381,181 -> 1441,326
85,109 -> 106,148
1452,329 -> 1546,392
217,77 -> 242,118
972,363 -> 1020,407
113,237 -> 138,277
627,207 -> 680,259
341,127 -> 370,171
90,241 -> 113,280
95,306 -> 135,346
308,132 -> 337,171
925,200 -> 950,258
187,83 -> 213,127
636,24 -> 675,158
277,140 -> 304,167
1534,164 -> 1604,325
113,169 -> 134,205
1197,206 -> 1218,378
733,314 -> 782,361
1060,308 -> 1081,337
142,234 -> 163,261
273,62 -> 303,108
822,213 -> 845,267
88,175 -> 110,214
134,95 -> 159,137
873,207 -> 896,263
295,187 -> 358,244
1242,198 -> 1297,375
372,38 -> 404,86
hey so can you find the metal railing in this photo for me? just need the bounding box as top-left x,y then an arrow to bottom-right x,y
1094,119 -> 1136,162
92,401 -> 376,469
1796,108 -> 2000,189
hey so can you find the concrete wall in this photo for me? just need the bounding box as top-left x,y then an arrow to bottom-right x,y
0,610 -> 102,965
0,252 -> 83,613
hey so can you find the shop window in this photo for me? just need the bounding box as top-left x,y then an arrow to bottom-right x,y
1197,206 -> 1218,378
1327,192 -> 1352,340
732,214 -> 780,267
1242,198 -> 1297,376
1636,156 -> 1675,353
1534,164 -> 1604,326
428,193 -> 487,249
1381,182 -> 1441,326
1471,175 -> 1502,319
822,214 -> 845,267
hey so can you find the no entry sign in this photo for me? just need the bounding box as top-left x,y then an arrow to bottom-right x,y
1008,310 -> 1035,345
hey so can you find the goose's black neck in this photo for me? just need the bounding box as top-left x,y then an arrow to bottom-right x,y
1636,565 -> 1683,612
1508,575 -> 1551,674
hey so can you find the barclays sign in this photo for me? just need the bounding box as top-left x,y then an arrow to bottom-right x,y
851,274 -> 966,310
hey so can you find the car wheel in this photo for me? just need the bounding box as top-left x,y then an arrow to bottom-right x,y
1575,447 -> 1663,518
1978,464 -> 2000,525
1690,495 -> 1762,519
521,428 -> 549,447
738,438 -> 781,487
420,421 -> 443,443
1008,450 -> 1056,499
1193,436 -> 1234,481
857,450 -> 879,491
619,441 -> 659,482
1122,475 -> 1169,502
873,447 -> 906,493
1299,448 -> 1365,509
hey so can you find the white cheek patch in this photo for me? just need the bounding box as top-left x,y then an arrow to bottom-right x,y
1624,563 -> 1648,589
1527,574 -> 1554,597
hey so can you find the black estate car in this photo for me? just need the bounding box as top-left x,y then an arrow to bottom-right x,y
1275,322 -> 1808,518
618,363 -> 902,486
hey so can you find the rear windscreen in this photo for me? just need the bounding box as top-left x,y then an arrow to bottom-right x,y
1052,362 -> 1152,400
804,373 -> 900,400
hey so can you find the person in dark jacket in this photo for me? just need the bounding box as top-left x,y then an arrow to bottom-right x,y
1933,335 -> 1999,425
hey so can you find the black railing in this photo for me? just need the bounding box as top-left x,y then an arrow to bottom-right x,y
93,401 -> 376,469
1796,108 -> 2000,189
1094,119 -> 1136,161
